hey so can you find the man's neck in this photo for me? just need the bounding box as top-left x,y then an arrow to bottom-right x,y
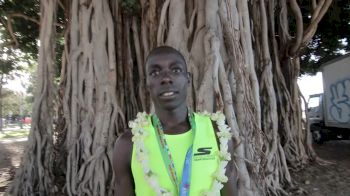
154,105 -> 190,134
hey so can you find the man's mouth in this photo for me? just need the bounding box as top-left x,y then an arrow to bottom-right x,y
159,91 -> 177,97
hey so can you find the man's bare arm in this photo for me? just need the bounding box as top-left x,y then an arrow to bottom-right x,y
113,131 -> 135,196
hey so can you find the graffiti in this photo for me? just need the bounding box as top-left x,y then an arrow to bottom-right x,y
329,78 -> 350,123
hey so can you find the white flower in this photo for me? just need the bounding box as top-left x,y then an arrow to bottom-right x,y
219,161 -> 228,170
148,175 -> 159,188
202,110 -> 210,116
131,111 -> 232,196
210,111 -> 225,122
216,120 -> 226,127
136,150 -> 147,161
129,120 -> 137,129
218,150 -> 231,161
213,168 -> 228,183
143,164 -> 150,173
212,180 -> 224,192
217,128 -> 231,137
219,138 -> 229,148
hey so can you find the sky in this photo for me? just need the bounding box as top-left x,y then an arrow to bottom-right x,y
3,70 -> 30,94
298,72 -> 324,101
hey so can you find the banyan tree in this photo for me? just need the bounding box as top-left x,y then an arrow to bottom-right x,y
9,0 -> 332,195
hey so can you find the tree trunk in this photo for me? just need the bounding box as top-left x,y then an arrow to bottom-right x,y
0,75 -> 3,133
11,0 -> 332,195
9,0 -> 57,195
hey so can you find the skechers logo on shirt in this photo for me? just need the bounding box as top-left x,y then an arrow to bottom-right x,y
193,147 -> 215,161
194,147 -> 212,156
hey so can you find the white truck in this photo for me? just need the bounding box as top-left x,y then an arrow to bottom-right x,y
308,54 -> 350,144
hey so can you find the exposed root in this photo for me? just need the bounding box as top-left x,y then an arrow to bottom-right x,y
11,0 -> 332,195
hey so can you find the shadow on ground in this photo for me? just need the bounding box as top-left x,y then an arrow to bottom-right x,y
0,140 -> 27,194
292,140 -> 350,196
0,137 -> 349,195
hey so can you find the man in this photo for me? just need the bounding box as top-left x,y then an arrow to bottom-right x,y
113,46 -> 237,195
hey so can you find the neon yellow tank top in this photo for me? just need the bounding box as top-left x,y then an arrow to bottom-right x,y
164,130 -> 193,183
131,113 -> 220,196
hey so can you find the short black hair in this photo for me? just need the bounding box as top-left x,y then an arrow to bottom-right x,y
145,46 -> 187,70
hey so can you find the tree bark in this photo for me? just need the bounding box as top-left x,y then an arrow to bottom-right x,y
0,76 -> 3,133
9,0 -> 57,195
11,0 -> 333,195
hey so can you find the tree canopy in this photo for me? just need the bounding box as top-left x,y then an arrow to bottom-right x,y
299,0 -> 350,74
2,0 -> 347,195
1,87 -> 32,117
1,0 -> 349,75
0,0 -> 64,76
0,0 -> 40,58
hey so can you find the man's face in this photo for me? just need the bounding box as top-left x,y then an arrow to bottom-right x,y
146,52 -> 189,111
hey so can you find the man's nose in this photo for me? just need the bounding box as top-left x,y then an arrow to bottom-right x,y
160,71 -> 173,84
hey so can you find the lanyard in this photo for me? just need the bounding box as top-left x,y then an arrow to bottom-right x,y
179,146 -> 193,196
152,112 -> 196,196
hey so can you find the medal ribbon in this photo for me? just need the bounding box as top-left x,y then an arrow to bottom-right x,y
152,111 -> 196,196
179,146 -> 193,196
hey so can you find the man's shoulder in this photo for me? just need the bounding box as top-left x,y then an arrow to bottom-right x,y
116,111 -> 151,145
114,130 -> 133,156
113,130 -> 133,167
116,130 -> 133,145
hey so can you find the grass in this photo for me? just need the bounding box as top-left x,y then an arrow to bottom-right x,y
0,129 -> 30,139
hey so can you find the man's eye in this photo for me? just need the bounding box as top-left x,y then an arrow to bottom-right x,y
172,68 -> 182,73
150,71 -> 159,77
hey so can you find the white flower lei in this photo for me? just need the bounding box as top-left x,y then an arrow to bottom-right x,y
129,111 -> 232,196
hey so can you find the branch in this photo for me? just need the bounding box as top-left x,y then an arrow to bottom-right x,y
186,4 -> 197,39
312,0 -> 317,10
0,41 -> 15,49
302,0 -> 333,44
156,0 -> 170,45
289,0 -> 303,56
311,0 -> 325,23
4,13 -> 39,49
279,0 -> 291,44
9,13 -> 64,29
6,15 -> 19,47
58,0 -> 65,10
3,12 -> 65,49
9,13 -> 40,25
